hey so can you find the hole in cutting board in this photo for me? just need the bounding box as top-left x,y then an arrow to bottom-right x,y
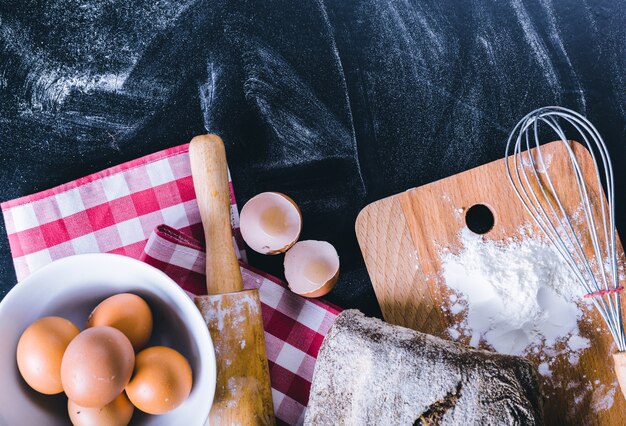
465,204 -> 494,234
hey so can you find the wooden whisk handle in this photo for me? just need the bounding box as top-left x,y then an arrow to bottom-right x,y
614,352 -> 626,400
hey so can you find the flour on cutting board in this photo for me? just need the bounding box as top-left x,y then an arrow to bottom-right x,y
439,227 -> 592,375
591,382 -> 617,412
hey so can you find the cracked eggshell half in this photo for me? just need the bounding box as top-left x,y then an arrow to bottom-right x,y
240,192 -> 302,255
284,240 -> 339,298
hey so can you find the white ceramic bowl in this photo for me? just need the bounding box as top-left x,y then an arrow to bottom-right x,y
0,254 -> 215,426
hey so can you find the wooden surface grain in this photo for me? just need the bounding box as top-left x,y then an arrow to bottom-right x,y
356,141 -> 626,425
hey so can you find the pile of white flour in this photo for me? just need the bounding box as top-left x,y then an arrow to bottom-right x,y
440,228 -> 590,361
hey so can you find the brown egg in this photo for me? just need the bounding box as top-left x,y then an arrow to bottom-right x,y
126,346 -> 193,414
16,316 -> 80,394
61,326 -> 135,408
87,293 -> 153,351
68,392 -> 134,426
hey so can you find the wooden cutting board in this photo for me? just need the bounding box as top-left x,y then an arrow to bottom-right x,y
355,141 -> 626,425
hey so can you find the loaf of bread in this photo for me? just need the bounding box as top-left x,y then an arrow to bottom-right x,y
305,310 -> 544,425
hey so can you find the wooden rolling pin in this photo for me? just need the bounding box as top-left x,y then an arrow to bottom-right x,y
189,134 -> 275,425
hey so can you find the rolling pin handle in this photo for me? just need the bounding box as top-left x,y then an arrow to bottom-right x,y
189,134 -> 244,295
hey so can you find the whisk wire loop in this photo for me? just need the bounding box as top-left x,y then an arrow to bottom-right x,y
505,106 -> 626,352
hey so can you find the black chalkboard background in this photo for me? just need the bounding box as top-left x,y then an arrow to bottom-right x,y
1,0 -> 624,318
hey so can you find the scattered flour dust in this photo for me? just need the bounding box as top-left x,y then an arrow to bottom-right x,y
440,228 -> 592,372
591,382 -> 617,412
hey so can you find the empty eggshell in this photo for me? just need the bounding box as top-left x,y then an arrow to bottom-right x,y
284,240 -> 340,298
87,293 -> 153,351
240,192 -> 302,254
16,316 -> 80,395
61,326 -> 135,408
68,392 -> 134,426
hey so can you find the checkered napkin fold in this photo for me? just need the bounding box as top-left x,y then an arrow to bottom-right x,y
1,144 -> 342,426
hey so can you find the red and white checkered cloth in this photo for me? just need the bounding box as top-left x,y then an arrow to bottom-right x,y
1,144 -> 342,425
141,224 -> 341,424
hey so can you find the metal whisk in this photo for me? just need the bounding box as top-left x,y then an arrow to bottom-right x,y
505,106 -> 626,360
